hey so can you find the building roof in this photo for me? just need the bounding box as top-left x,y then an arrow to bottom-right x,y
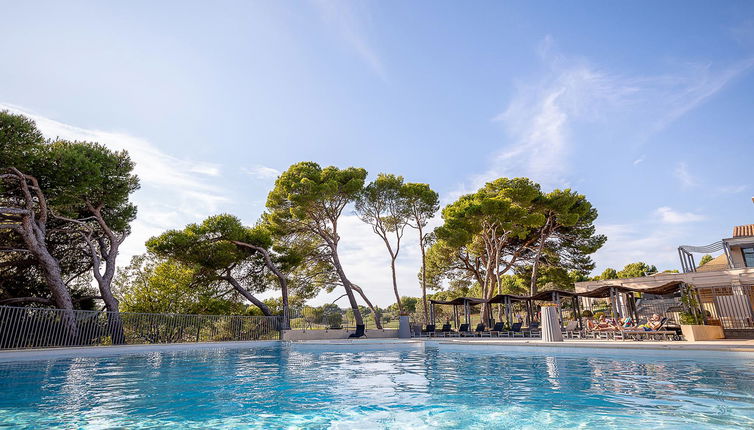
733,224 -> 754,238
697,254 -> 730,272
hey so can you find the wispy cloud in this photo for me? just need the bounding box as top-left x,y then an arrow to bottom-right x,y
593,222 -> 687,271
718,184 -> 747,194
242,165 -> 281,180
460,40 -> 753,196
655,206 -> 706,224
644,59 -> 754,133
1,103 -> 230,263
311,0 -> 386,80
674,162 -> 696,188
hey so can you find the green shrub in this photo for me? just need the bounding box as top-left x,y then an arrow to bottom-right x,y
581,310 -> 594,318
327,313 -> 343,329
679,311 -> 704,325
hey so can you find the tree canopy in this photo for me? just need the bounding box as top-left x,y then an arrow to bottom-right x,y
429,177 -> 604,323
265,161 -> 376,328
146,214 -> 282,316
355,173 -> 411,312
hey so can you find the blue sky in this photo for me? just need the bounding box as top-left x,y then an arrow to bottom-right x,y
2,1 -> 753,306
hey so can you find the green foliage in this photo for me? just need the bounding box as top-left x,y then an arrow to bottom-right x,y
356,173 -> 409,230
266,161 -> 367,231
148,214 -> 254,272
699,254 -> 713,266
41,141 -> 139,231
1,112 -> 139,309
115,254 -> 247,315
0,110 -> 44,172
435,177 -> 545,249
617,262 -> 658,278
327,312 -> 343,329
402,182 -> 440,230
581,310 -> 594,318
598,267 -> 618,280
265,161 -> 368,322
679,311 -> 704,325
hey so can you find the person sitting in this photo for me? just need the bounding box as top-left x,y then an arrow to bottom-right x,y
637,314 -> 663,331
595,315 -> 618,331
619,317 -> 634,329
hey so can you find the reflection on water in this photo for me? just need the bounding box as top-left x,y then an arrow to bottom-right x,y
1,344 -> 754,429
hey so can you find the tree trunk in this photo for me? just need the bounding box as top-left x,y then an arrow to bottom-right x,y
530,220 -> 550,296
390,256 -> 402,314
350,283 -> 383,329
3,169 -> 78,340
223,275 -> 273,316
419,228 -> 429,324
231,241 -> 290,329
35,243 -> 78,339
84,207 -> 126,344
328,244 -> 365,327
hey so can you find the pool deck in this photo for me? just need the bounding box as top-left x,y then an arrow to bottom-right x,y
419,337 -> 754,352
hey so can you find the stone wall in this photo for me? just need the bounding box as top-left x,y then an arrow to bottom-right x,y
281,329 -> 399,341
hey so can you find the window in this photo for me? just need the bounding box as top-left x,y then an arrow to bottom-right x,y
743,247 -> 754,268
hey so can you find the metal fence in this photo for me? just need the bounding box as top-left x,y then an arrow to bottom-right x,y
287,307 -> 401,331
698,285 -> 754,329
635,297 -> 682,324
0,306 -> 283,350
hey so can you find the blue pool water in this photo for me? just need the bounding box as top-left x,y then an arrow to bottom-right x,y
1,342 -> 754,429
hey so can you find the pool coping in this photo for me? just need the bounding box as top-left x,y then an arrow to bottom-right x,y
3,338 -> 754,361
0,340 -> 281,361
422,338 -> 754,353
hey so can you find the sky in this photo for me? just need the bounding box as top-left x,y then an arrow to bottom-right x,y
2,1 -> 753,307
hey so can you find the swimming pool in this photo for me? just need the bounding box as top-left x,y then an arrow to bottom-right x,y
1,341 -> 753,429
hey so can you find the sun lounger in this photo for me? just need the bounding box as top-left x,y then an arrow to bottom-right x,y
485,322 -> 506,337
420,324 -> 436,337
439,323 -> 453,337
472,323 -> 486,337
456,323 -> 471,337
524,322 -> 541,338
508,322 -> 524,337
562,321 -> 582,339
620,318 -> 678,341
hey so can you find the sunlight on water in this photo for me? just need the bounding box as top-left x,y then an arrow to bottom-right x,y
1,344 -> 754,429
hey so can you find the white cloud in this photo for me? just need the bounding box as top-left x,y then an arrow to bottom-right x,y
311,0 -> 386,80
1,103 -> 230,265
242,165 -> 281,180
456,39 -> 753,197
655,206 -> 706,224
718,184 -> 747,194
593,223 -> 686,272
674,162 -> 696,188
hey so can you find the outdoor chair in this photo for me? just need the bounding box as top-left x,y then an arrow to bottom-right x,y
486,322 -> 506,337
440,323 -> 453,337
621,318 -> 677,341
508,322 -> 525,337
420,324 -> 436,337
473,323 -> 486,337
562,321 -> 582,339
457,323 -> 472,337
524,322 -> 541,338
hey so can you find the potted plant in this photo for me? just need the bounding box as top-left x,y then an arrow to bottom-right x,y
679,284 -> 724,341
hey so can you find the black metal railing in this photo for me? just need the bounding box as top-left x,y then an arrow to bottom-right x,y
0,306 -> 282,350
